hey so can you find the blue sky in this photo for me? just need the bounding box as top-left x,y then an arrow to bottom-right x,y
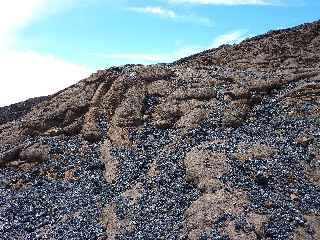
0,0 -> 319,106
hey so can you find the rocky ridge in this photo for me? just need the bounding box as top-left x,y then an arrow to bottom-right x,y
1,20 -> 320,239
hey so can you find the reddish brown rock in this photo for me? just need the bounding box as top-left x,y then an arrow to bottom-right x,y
121,182 -> 144,205
233,143 -> 277,162
82,107 -> 101,142
223,99 -> 251,127
19,143 -> 50,163
184,190 -> 248,239
294,215 -> 320,240
100,140 -> 119,184
112,85 -> 146,127
101,203 -> 134,240
184,144 -> 228,192
0,146 -> 22,165
147,161 -> 159,179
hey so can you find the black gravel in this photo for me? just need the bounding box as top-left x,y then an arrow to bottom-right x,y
0,96 -> 48,125
0,135 -> 111,240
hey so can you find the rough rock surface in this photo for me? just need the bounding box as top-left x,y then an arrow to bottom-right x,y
1,21 -> 320,239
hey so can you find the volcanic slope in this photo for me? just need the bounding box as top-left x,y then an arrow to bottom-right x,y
1,20 -> 320,239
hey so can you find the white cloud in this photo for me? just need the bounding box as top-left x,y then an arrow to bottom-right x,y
0,0 -> 45,49
0,50 -> 90,107
210,30 -> 249,48
0,0 -> 78,43
128,6 -> 177,18
95,30 -> 249,64
0,1 -> 44,32
168,0 -> 280,5
0,1 -> 91,107
128,6 -> 213,26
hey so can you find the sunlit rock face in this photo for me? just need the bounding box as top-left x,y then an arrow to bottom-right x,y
1,20 -> 320,239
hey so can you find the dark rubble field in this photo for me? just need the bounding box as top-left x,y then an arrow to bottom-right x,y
1,20 -> 320,239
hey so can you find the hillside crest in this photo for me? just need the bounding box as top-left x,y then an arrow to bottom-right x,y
1,20 -> 320,239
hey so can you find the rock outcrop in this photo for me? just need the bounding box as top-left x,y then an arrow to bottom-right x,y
1,20 -> 320,239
